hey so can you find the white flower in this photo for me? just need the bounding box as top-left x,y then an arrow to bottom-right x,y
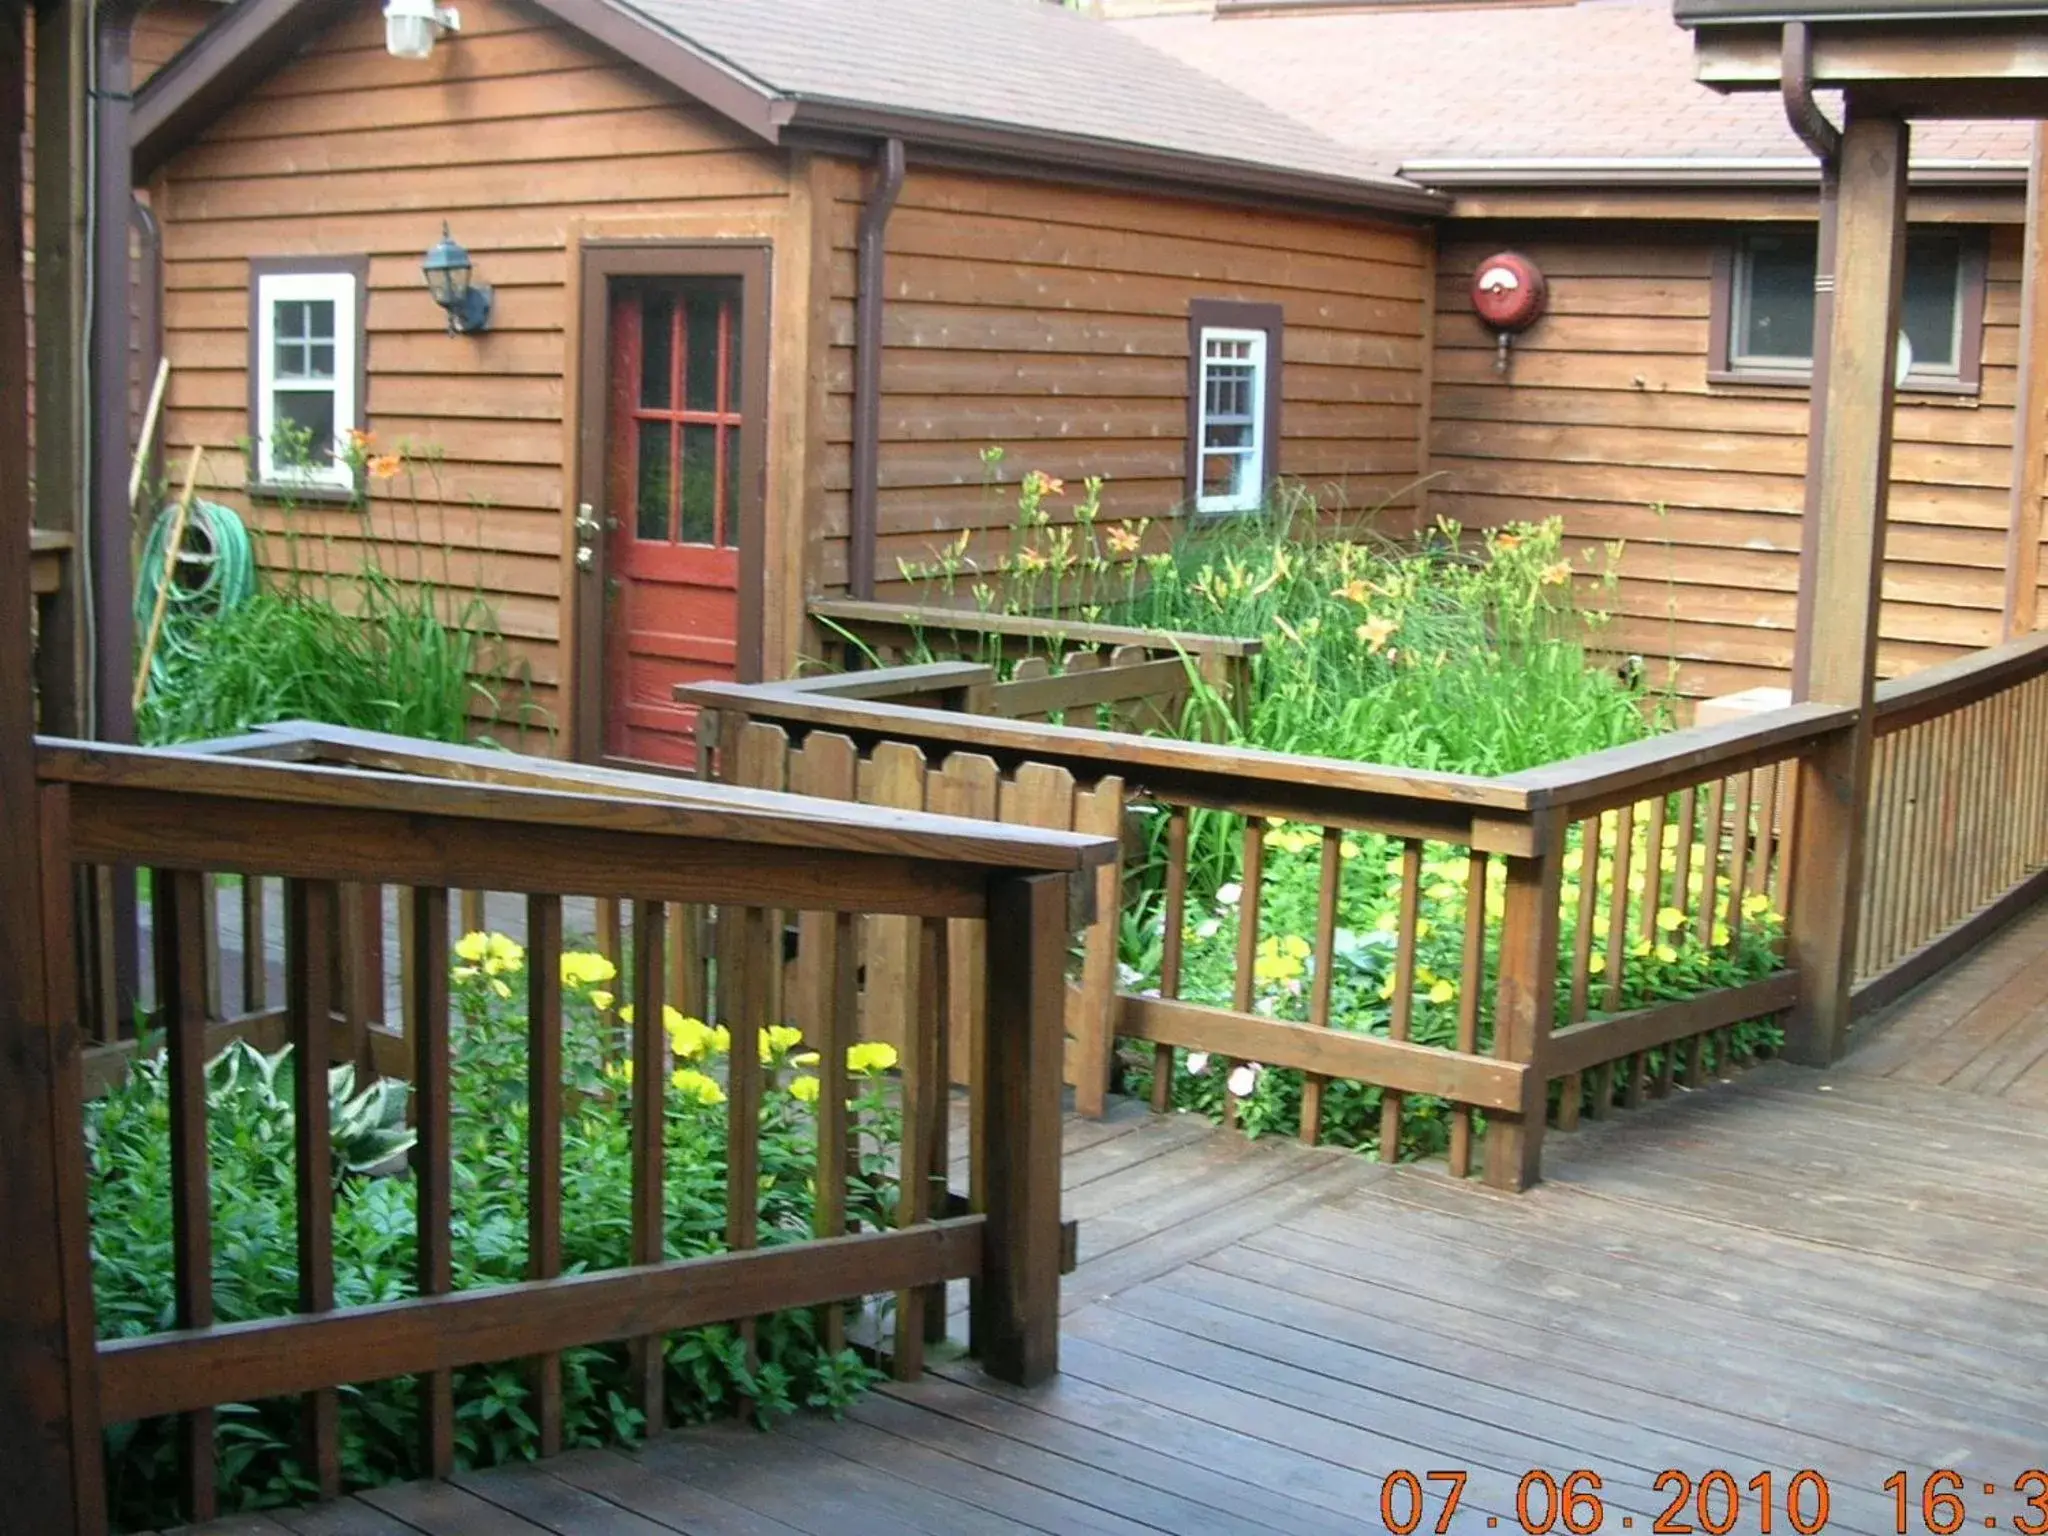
1215,882 -> 1242,907
1186,1052 -> 1210,1076
1194,918 -> 1221,940
1227,1063 -> 1259,1098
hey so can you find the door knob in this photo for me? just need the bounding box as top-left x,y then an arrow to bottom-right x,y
575,545 -> 594,570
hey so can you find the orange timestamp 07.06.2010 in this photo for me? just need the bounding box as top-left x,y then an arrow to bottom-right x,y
1370,1468 -> 1841,1535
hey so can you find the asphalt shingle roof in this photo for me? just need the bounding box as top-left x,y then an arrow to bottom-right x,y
1116,0 -> 2030,178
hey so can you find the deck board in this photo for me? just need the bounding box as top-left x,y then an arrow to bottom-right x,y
173,905 -> 2047,1536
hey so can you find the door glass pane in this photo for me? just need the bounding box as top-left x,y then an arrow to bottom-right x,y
1737,231 -> 1817,365
680,423 -> 717,544
1903,234 -> 1962,372
273,389 -> 335,463
684,289 -> 726,413
636,421 -> 672,540
639,290 -> 674,409
722,424 -> 741,548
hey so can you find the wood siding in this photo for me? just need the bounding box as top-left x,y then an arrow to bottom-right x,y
816,165 -> 1434,609
149,0 -> 803,748
1430,223 -> 2025,699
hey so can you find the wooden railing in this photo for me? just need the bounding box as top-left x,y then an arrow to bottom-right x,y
808,597 -> 1260,731
681,676 -> 1853,1190
1854,630 -> 2048,1015
32,731 -> 1112,1530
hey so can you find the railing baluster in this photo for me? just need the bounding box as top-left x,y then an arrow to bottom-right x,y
1558,816 -> 1598,1132
1602,803 -> 1634,1016
285,878 -> 341,1499
460,888 -> 485,938
158,867 -> 216,1523
1750,763 -> 1780,901
1299,825 -> 1344,1145
1448,850 -> 1488,1178
1670,785 -> 1698,921
628,897 -> 666,1431
1224,817 -> 1265,1133
202,873 -> 224,1024
525,892 -> 565,1457
597,897 -> 623,984
1152,805 -> 1189,1114
410,885 -> 454,1479
1379,838 -> 1423,1161
898,915 -> 948,1373
1637,795 -> 1672,1099
815,910 -> 857,1354
1724,772 -> 1754,946
1695,777 -> 1727,948
240,872 -> 267,1015
728,905 -> 768,1378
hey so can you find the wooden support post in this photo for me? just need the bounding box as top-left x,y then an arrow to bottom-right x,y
972,872 -> 1065,1387
2005,123 -> 2048,640
1485,818 -> 1564,1192
1786,108 -> 1910,1067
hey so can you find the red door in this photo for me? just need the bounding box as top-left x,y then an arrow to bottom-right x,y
601,277 -> 748,765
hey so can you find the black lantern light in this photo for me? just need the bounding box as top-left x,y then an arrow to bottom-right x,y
422,222 -> 493,335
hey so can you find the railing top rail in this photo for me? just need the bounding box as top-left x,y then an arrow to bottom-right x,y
810,597 -> 1264,659
1873,627 -> 2048,735
35,738 -> 1117,875
777,661 -> 996,700
1501,699 -> 1856,820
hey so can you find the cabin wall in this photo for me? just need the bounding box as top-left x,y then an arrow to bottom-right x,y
815,164 -> 1434,614
1430,219 -> 2024,699
149,0 -> 802,748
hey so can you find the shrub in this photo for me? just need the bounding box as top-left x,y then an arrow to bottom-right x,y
90,932 -> 899,1530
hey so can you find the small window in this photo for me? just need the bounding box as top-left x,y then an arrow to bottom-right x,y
1187,299 -> 1283,514
250,259 -> 366,493
1712,228 -> 1985,392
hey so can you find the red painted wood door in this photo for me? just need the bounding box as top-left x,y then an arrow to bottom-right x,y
601,277 -> 747,765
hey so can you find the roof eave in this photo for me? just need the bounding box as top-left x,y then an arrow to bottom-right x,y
782,98 -> 1447,219
1401,156 -> 2030,188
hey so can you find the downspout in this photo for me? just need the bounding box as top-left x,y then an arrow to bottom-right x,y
849,136 -> 905,601
1783,20 -> 1842,700
130,195 -> 164,503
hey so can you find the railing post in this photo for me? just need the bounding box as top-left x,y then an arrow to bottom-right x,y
1485,814 -> 1564,1192
972,870 -> 1065,1386
1785,108 -> 1910,1066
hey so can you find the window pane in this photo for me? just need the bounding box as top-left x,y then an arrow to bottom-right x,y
274,338 -> 307,377
680,423 -> 717,544
305,300 -> 335,341
1903,234 -> 1962,372
1204,363 -> 1254,421
722,425 -> 741,548
275,299 -> 307,340
273,390 -> 336,464
636,421 -> 672,541
1203,450 -> 1248,501
1204,419 -> 1254,451
308,342 -> 336,379
684,290 -> 726,413
639,290 -> 674,409
1738,231 -> 1817,365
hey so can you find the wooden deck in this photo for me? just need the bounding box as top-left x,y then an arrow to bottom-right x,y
167,921 -> 2048,1536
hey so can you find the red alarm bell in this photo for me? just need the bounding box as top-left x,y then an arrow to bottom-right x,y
1470,251 -> 1548,372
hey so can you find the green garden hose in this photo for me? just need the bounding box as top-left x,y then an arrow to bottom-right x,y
132,497 -> 259,698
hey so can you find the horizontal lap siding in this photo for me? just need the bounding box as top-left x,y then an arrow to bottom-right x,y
817,166 -> 1432,601
1430,225 -> 2022,699
152,0 -> 791,745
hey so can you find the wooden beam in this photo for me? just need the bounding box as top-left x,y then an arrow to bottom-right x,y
1784,108 -> 1910,1067
2005,123 -> 2048,640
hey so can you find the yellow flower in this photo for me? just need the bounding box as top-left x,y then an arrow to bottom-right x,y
670,1068 -> 726,1107
455,931 -> 491,964
1427,978 -> 1456,1006
791,1050 -> 820,1067
667,1011 -> 719,1061
789,1075 -> 821,1105
589,989 -> 614,1012
1741,892 -> 1773,918
1654,943 -> 1680,965
1630,938 -> 1652,958
367,452 -> 403,480
1331,578 -> 1376,605
847,1041 -> 898,1075
1340,839 -> 1361,860
490,977 -> 512,999
1712,922 -> 1732,947
759,1024 -> 806,1063
560,950 -> 617,988
607,1059 -> 635,1086
1415,918 -> 1434,940
1493,532 -> 1522,552
1655,907 -> 1687,932
1355,615 -> 1399,654
1588,953 -> 1607,975
1540,561 -> 1572,587
453,964 -> 479,981
1105,524 -> 1142,557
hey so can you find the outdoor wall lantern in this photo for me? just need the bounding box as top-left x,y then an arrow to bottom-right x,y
384,0 -> 461,61
422,223 -> 493,335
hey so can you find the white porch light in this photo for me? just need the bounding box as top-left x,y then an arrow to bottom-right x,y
384,0 -> 461,60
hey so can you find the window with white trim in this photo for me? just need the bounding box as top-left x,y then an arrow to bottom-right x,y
1195,327 -> 1268,514
252,265 -> 362,492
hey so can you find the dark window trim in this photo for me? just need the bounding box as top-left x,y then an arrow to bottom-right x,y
1186,298 -> 1284,512
245,253 -> 370,500
1708,226 -> 1986,396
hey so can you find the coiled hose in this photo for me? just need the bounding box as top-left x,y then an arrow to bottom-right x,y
132,497 -> 259,699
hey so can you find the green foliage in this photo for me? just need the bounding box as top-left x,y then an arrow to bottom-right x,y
138,433 -> 543,748
90,933 -> 895,1530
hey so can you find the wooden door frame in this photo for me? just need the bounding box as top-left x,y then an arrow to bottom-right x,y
571,240 -> 772,762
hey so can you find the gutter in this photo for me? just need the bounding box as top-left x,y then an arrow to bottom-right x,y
1399,156 -> 2026,189
848,136 -> 905,603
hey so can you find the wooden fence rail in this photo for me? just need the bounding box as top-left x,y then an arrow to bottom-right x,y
31,734 -> 1111,1532
681,678 -> 1854,1190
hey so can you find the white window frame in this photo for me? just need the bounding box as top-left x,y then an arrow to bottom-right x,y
1195,326 -> 1268,515
254,268 -> 359,493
